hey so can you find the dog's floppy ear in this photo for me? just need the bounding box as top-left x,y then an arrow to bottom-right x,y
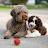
10,9 -> 16,18
35,16 -> 42,28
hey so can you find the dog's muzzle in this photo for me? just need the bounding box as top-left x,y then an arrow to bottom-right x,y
22,13 -> 29,21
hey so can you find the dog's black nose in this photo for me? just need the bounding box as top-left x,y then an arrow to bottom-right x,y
25,19 -> 27,21
31,25 -> 33,26
4,37 -> 6,39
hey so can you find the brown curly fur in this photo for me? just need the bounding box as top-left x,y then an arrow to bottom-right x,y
4,5 -> 29,39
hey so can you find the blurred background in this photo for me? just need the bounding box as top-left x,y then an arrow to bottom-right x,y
0,0 -> 48,10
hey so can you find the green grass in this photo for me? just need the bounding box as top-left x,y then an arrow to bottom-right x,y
26,6 -> 48,9
0,5 -> 48,10
0,6 -> 13,10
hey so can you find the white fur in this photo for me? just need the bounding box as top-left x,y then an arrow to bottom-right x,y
26,21 -> 29,28
26,30 -> 31,34
25,30 -> 41,38
29,22 -> 36,28
33,17 -> 37,23
26,21 -> 31,34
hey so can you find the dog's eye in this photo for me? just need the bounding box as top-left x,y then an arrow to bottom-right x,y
24,12 -> 27,14
32,20 -> 34,22
29,25 -> 30,27
17,12 -> 20,15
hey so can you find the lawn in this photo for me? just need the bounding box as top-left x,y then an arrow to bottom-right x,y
0,6 -> 13,10
26,6 -> 48,9
0,5 -> 48,10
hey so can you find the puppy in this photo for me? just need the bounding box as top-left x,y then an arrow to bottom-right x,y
25,16 -> 47,38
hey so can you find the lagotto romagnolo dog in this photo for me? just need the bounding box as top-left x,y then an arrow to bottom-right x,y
25,16 -> 48,38
4,5 -> 29,39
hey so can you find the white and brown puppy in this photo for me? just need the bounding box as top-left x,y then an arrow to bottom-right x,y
25,16 -> 48,38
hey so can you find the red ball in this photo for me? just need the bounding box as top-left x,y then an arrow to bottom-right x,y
14,38 -> 20,45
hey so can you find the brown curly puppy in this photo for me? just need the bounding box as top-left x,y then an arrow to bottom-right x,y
4,5 -> 29,39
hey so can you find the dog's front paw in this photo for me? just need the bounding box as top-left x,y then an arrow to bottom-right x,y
14,34 -> 21,38
4,34 -> 11,39
25,33 -> 36,38
25,34 -> 30,38
4,35 -> 11,39
4,31 -> 12,39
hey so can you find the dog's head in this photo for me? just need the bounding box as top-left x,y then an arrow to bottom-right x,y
28,16 -> 42,29
10,5 -> 29,23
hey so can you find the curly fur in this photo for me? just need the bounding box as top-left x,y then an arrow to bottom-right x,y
4,5 -> 29,39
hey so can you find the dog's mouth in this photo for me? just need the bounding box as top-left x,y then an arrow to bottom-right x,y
22,18 -> 28,21
22,18 -> 28,23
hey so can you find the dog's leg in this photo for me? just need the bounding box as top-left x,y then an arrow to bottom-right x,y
14,31 -> 26,38
25,30 -> 31,37
25,30 -> 41,38
4,30 -> 13,39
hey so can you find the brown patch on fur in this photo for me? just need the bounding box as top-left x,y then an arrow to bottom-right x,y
38,26 -> 47,35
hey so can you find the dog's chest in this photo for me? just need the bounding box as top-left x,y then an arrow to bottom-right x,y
14,23 -> 26,31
